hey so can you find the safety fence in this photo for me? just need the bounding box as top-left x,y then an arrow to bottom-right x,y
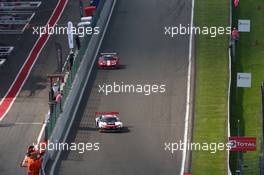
228,0 -> 241,174
229,0 -> 263,174
227,0 -> 232,174
44,0 -> 106,140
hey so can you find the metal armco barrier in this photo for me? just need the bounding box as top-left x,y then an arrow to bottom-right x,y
227,0 -> 233,174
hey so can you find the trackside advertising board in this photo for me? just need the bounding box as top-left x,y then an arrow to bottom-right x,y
229,137 -> 256,151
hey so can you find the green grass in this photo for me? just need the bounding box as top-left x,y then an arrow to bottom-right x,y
230,1 -> 264,174
192,0 -> 229,174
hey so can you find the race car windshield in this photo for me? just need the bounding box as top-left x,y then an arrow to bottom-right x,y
101,117 -> 119,123
101,55 -> 116,60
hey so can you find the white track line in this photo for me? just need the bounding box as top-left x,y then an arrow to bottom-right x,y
49,1 -> 117,174
37,121 -> 47,144
0,122 -> 42,126
180,0 -> 195,174
0,0 -> 68,121
15,122 -> 43,125
227,34 -> 232,175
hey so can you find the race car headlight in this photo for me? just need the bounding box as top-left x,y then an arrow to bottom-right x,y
101,122 -> 107,126
115,122 -> 123,127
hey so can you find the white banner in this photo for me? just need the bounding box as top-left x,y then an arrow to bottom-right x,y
67,21 -> 74,49
238,20 -> 251,32
237,73 -> 251,88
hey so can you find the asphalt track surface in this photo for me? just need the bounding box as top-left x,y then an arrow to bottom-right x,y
0,0 -> 80,174
56,0 -> 191,174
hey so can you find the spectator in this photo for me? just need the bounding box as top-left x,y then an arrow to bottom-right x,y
234,0 -> 239,8
50,87 -> 55,101
68,52 -> 74,71
231,27 -> 239,41
52,82 -> 60,98
55,91 -> 62,103
75,35 -> 81,50
26,153 -> 35,175
27,145 -> 35,155
20,145 -> 34,173
29,153 -> 42,175
56,91 -> 63,112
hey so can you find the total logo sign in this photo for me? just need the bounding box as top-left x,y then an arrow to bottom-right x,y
229,137 -> 256,152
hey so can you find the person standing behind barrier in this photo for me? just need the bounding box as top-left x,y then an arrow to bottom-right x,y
232,27 -> 239,41
55,91 -> 62,103
52,82 -> 60,100
68,51 -> 74,71
234,0 -> 239,8
56,91 -> 63,112
75,35 -> 81,50
231,27 -> 239,60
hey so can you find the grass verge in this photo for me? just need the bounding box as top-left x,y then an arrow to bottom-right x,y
230,1 -> 264,174
192,0 -> 229,174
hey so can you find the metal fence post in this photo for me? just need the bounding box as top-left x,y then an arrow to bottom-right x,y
232,40 -> 236,62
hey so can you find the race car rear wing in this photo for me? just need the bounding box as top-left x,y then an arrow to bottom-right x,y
100,52 -> 117,55
95,112 -> 119,115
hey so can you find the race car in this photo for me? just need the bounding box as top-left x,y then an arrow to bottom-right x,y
97,53 -> 120,69
95,112 -> 123,132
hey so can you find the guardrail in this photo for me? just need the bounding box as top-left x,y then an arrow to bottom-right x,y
227,0 -> 232,174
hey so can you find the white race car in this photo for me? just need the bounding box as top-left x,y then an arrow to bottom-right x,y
95,112 -> 123,132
